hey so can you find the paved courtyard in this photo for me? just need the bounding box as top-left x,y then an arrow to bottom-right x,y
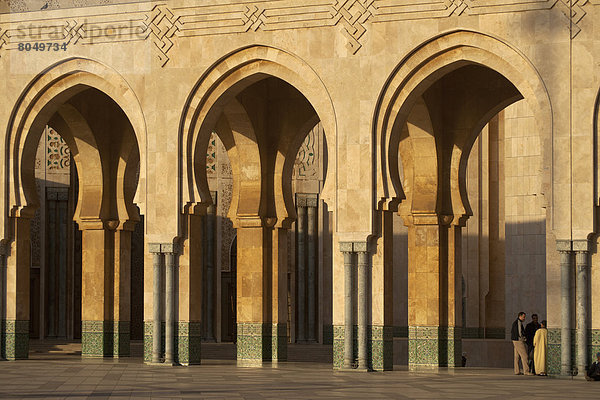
0,343 -> 599,399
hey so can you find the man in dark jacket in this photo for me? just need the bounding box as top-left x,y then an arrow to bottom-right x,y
511,312 -> 532,375
586,352 -> 600,381
525,314 -> 540,373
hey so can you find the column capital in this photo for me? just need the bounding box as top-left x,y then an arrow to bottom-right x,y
148,242 -> 179,254
353,241 -> 369,253
339,241 -> 354,253
555,239 -> 573,253
296,193 -> 318,208
339,241 -> 370,253
572,239 -> 589,253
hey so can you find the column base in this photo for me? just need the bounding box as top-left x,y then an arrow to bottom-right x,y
82,321 -> 130,358
1,320 -> 29,360
408,326 -> 461,369
177,322 -> 202,365
236,323 -> 287,364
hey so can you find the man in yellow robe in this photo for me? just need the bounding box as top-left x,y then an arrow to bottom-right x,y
533,320 -> 548,376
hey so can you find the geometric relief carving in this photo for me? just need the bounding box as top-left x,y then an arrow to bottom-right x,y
46,128 -> 70,171
206,133 -> 217,175
294,122 -> 320,180
0,0 -> 592,63
219,180 -> 234,272
555,0 -> 589,38
331,0 -> 377,54
145,5 -> 181,67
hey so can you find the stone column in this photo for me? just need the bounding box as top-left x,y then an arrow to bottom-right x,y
558,241 -> 573,375
164,250 -> 175,365
356,244 -> 369,371
151,248 -> 163,364
574,240 -> 589,376
296,204 -> 306,342
206,199 -> 216,341
341,243 -> 354,369
112,228 -> 132,357
307,199 -> 317,342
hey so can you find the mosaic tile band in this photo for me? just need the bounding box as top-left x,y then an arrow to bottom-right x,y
332,325 -> 393,371
408,326 -> 462,368
547,328 -> 600,376
81,320 -> 130,358
1,319 -> 29,360
236,323 -> 287,363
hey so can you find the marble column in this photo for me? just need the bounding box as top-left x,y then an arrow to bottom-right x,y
206,200 -> 216,341
165,251 -> 175,365
558,243 -> 573,375
342,244 -> 354,369
307,201 -> 317,342
151,250 -> 163,364
574,240 -> 589,376
297,205 -> 306,342
357,246 -> 369,371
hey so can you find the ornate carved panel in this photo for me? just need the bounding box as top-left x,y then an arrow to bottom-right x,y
46,128 -> 70,171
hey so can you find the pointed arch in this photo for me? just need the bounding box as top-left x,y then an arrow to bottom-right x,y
375,30 -> 552,217
4,57 -> 147,237
180,45 -> 337,223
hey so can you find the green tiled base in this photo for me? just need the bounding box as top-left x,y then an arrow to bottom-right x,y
546,328 -> 599,376
143,321 -> 169,363
547,328 -> 561,375
332,325 -> 393,371
371,325 -> 393,371
1,320 -> 29,360
591,329 -> 600,364
236,323 -> 287,364
82,320 -> 130,358
333,325 -> 344,369
177,322 -> 202,365
408,326 -> 461,368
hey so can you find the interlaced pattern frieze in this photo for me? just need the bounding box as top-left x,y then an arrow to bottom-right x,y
0,0 -> 595,64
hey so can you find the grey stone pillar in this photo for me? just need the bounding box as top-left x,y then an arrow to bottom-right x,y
341,243 -> 354,369
297,204 -> 306,342
574,240 -> 589,375
165,251 -> 175,365
206,199 -> 216,341
152,251 -> 163,364
357,246 -> 369,371
558,240 -> 573,376
307,200 -> 317,342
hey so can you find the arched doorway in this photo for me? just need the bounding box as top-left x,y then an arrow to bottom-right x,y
180,46 -> 336,366
374,30 -> 552,370
3,58 -> 145,360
